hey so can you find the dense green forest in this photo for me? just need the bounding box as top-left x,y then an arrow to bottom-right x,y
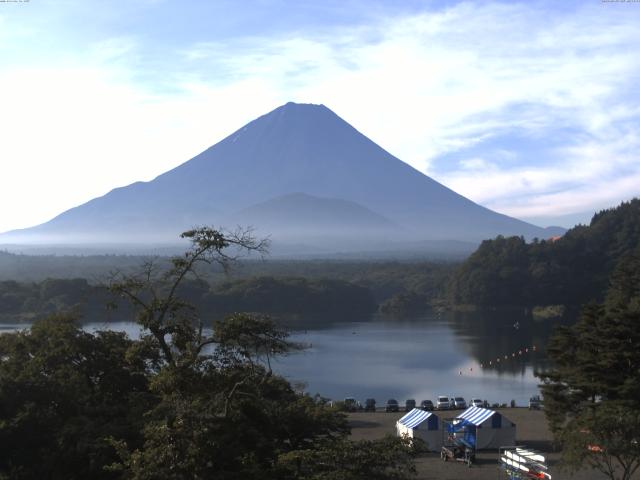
0,276 -> 379,324
0,250 -> 148,282
0,256 -> 455,322
0,251 -> 455,289
207,276 -> 375,315
447,199 -> 640,307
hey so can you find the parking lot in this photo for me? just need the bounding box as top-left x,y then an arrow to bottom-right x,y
348,409 -> 620,480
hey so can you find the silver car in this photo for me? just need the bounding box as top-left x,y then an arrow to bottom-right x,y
453,396 -> 467,409
436,395 -> 450,409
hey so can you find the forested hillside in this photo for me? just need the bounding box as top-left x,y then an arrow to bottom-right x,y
0,254 -> 455,321
0,276 -> 378,324
0,250 -> 148,282
448,199 -> 640,307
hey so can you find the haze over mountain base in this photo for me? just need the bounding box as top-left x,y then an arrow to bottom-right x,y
1,102 -> 565,256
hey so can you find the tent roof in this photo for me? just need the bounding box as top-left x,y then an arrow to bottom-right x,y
398,408 -> 433,428
456,405 -> 496,426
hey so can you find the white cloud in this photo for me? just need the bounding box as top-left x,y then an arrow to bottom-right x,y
458,158 -> 496,171
437,125 -> 640,222
1,1 -> 639,231
174,1 -> 639,175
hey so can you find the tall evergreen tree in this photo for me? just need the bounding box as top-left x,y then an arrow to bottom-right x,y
538,253 -> 640,480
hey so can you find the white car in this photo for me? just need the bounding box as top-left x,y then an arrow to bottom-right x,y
436,396 -> 450,409
471,398 -> 483,407
529,395 -> 542,410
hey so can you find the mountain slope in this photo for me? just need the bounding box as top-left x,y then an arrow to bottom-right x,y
3,102 -> 562,249
232,193 -> 395,231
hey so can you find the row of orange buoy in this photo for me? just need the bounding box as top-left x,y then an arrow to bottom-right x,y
480,345 -> 537,368
458,345 -> 539,375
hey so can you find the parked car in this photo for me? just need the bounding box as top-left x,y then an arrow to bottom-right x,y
364,398 -> 377,412
385,398 -> 399,412
436,396 -> 450,410
471,398 -> 483,408
529,395 -> 542,410
405,399 -> 416,411
420,399 -> 434,411
453,397 -> 467,409
344,397 -> 359,412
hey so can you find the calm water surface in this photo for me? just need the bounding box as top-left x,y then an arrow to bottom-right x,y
275,311 -> 555,405
3,310 -> 561,405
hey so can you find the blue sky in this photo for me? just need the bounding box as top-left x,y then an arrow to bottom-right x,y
1,0 -> 639,232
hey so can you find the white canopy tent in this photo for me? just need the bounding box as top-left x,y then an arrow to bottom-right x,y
450,406 -> 516,449
396,408 -> 442,451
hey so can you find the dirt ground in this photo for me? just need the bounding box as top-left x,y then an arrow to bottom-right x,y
348,408 -> 629,480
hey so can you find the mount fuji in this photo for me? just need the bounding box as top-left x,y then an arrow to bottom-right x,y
2,102 -> 563,255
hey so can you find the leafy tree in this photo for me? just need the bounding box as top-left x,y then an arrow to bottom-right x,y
379,291 -> 429,316
107,227 -> 414,479
605,252 -> 640,314
561,402 -> 640,480
277,435 -> 418,480
538,253 -> 640,480
108,227 -> 269,367
0,314 -> 153,479
1,227 -> 419,479
206,276 -> 376,315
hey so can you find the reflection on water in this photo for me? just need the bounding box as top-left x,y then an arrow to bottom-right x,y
1,310 -> 570,405
275,310 -> 569,405
447,309 -> 562,375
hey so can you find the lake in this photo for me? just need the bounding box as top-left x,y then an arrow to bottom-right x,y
1,309 -> 562,406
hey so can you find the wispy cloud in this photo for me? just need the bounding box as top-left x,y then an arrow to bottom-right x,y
169,2 -> 640,226
1,1 -> 639,231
